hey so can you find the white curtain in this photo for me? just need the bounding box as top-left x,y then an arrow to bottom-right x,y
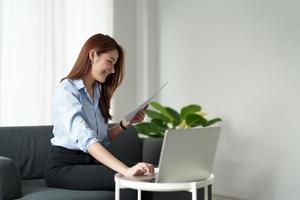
0,0 -> 113,126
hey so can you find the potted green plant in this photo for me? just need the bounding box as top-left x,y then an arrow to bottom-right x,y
134,101 -> 222,138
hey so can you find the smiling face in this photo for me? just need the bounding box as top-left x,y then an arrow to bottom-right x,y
90,49 -> 119,83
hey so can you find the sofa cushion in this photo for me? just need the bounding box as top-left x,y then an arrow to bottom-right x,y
0,156 -> 22,200
17,179 -> 114,200
0,126 -> 53,179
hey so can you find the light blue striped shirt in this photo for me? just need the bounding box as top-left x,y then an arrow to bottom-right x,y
51,78 -> 110,152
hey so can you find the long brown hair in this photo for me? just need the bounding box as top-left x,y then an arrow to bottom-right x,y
62,33 -> 125,122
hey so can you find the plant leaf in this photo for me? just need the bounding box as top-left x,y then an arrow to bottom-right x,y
204,118 -> 222,127
134,126 -> 162,138
145,109 -> 170,123
149,101 -> 174,122
133,122 -> 165,138
149,101 -> 165,112
165,107 -> 180,127
185,113 -> 207,127
133,123 -> 152,134
151,119 -> 168,130
180,105 -> 202,121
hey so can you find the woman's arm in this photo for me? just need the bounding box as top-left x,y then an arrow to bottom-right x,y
108,109 -> 146,141
108,121 -> 129,141
88,142 -> 128,174
88,142 -> 154,176
91,108 -> 151,176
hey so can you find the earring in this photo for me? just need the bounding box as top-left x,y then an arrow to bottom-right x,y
91,60 -> 94,65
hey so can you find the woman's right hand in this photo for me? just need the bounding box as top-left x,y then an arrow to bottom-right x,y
123,162 -> 154,177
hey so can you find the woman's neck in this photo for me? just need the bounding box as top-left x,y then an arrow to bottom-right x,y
82,74 -> 95,91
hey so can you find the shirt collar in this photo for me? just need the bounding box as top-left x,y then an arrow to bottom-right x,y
73,79 -> 101,101
73,79 -> 85,90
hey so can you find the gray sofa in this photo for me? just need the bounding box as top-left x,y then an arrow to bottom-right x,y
0,125 -> 211,200
0,125 -> 160,200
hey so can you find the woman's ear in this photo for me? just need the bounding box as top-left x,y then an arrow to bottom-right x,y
89,49 -> 96,62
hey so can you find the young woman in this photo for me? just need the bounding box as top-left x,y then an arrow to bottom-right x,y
44,33 -> 154,191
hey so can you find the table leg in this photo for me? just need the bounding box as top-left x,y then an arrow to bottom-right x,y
137,189 -> 141,200
192,182 -> 197,200
204,185 -> 208,200
115,182 -> 120,200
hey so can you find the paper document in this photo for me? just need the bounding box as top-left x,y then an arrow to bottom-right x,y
124,81 -> 168,122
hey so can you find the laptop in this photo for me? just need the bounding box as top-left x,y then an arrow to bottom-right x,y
123,126 -> 221,183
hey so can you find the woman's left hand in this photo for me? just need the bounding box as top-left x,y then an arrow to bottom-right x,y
130,109 -> 146,124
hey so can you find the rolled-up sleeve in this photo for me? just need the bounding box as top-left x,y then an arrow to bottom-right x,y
53,86 -> 99,152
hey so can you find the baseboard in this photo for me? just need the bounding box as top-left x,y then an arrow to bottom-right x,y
213,194 -> 243,200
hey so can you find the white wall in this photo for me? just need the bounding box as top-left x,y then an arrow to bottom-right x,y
155,0 -> 300,199
112,0 -> 159,122
112,0 -> 137,122
112,0 -> 300,199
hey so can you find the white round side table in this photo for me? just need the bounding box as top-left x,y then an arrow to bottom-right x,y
114,172 -> 214,200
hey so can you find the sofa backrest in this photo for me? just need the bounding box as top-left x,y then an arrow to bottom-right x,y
0,126 -> 53,179
141,137 -> 163,166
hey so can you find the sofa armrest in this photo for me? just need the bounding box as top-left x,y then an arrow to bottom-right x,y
141,138 -> 163,167
0,156 -> 22,200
